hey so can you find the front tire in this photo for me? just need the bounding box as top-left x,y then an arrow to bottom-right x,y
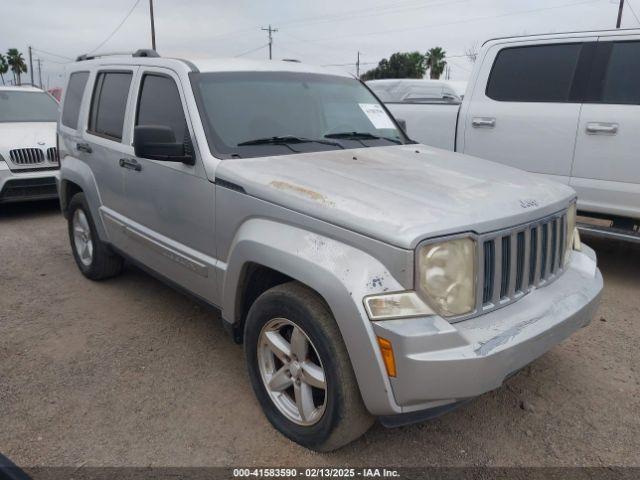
244,282 -> 374,451
67,193 -> 123,280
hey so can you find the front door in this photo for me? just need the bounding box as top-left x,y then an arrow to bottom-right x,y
119,68 -> 217,303
571,36 -> 640,220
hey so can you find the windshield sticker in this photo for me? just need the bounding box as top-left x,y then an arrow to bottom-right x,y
358,103 -> 395,129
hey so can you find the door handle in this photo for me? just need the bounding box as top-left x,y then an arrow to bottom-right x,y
119,158 -> 142,172
586,122 -> 618,135
76,142 -> 92,153
472,117 -> 496,128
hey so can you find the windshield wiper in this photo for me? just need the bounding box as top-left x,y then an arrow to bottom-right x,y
237,135 -> 344,149
324,132 -> 402,145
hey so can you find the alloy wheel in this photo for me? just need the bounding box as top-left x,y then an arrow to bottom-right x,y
72,209 -> 94,267
257,318 -> 327,426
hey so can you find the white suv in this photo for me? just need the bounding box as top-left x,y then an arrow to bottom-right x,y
0,86 -> 60,204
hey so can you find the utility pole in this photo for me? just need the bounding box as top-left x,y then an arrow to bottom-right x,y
28,46 -> 34,86
261,25 -> 278,60
617,0 -> 625,28
356,51 -> 360,78
37,58 -> 42,89
149,0 -> 157,50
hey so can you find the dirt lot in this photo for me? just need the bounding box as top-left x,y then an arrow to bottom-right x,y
1,200 -> 638,467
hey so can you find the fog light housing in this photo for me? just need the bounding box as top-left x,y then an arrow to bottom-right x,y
364,291 -> 433,320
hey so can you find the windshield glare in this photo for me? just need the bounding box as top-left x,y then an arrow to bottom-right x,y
0,91 -> 58,123
191,71 -> 406,158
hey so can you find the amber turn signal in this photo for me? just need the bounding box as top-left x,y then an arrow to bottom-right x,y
377,336 -> 397,378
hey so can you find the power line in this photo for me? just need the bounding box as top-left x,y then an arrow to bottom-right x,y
234,44 -> 268,58
626,0 -> 640,24
88,0 -> 142,55
279,0 -> 471,30
31,47 -> 73,61
300,0 -> 603,43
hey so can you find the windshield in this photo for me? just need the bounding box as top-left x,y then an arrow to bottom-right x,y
0,91 -> 59,123
190,71 -> 407,158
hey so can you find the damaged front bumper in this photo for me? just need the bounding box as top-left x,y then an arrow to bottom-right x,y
371,244 -> 603,417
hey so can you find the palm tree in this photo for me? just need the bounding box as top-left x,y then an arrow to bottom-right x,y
0,54 -> 8,85
425,47 -> 447,80
6,49 -> 28,85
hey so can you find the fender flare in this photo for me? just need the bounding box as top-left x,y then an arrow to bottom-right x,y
222,218 -> 405,415
59,159 -> 108,241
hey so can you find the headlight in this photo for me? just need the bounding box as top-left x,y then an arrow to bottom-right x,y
564,203 -> 580,266
417,237 -> 476,317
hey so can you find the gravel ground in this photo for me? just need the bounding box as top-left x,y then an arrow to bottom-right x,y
0,200 -> 638,467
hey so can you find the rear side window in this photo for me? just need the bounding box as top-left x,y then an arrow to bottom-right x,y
486,44 -> 582,102
62,71 -> 89,129
601,41 -> 640,105
136,74 -> 188,143
89,71 -> 132,140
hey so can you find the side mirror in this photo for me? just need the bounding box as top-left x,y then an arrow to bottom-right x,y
133,125 -> 194,164
396,119 -> 407,131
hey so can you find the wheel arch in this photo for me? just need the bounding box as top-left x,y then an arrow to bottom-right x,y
59,159 -> 108,240
221,218 -> 405,415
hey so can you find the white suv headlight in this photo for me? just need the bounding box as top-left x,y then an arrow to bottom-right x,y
417,237 -> 477,317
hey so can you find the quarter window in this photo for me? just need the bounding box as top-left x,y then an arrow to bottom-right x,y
89,72 -> 132,140
62,72 -> 89,129
486,44 -> 583,103
136,74 -> 188,144
601,41 -> 640,105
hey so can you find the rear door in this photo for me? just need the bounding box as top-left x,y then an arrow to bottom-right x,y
83,68 -> 137,244
571,36 -> 640,220
461,38 -> 595,184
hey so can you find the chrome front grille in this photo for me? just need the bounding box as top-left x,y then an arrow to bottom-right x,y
477,210 -> 568,315
46,147 -> 59,163
10,148 -> 45,165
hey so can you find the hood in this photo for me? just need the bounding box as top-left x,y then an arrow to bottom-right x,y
0,122 -> 56,150
217,145 -> 575,249
0,122 -> 57,170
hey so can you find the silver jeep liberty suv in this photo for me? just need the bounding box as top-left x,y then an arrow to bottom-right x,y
57,49 -> 603,451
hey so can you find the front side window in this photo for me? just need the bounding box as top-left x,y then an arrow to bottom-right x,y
136,74 -> 188,144
0,91 -> 58,123
190,71 -> 407,158
486,43 -> 583,103
601,41 -> 640,105
89,71 -> 132,140
62,71 -> 89,129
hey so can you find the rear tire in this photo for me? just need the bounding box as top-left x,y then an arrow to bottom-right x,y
67,192 -> 123,280
244,281 -> 374,451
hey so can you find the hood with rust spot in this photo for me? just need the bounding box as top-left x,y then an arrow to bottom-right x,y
216,145 -> 575,249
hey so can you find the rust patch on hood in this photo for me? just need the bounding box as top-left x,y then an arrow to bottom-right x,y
269,180 -> 335,207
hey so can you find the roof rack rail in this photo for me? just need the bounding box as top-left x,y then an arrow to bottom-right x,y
76,49 -> 160,62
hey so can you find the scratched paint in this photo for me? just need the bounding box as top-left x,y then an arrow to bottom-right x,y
269,180 -> 335,207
